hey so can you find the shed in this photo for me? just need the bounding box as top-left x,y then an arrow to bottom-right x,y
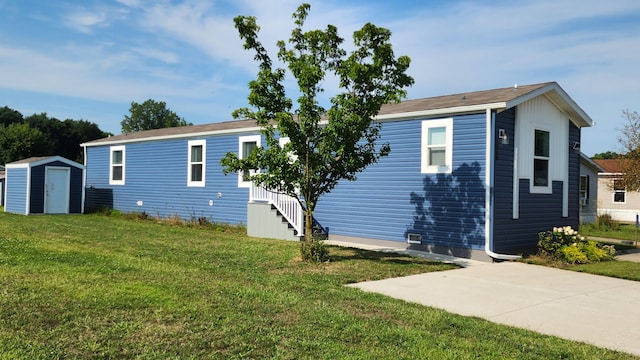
4,156 -> 84,215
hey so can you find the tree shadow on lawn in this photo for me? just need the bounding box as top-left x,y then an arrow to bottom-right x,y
326,245 -> 455,267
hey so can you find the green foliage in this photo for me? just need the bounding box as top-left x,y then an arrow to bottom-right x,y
591,151 -> 620,159
221,3 -> 414,259
596,213 -> 621,231
300,237 -> 329,262
559,245 -> 588,264
0,105 -> 24,126
616,109 -> 640,191
0,107 -> 109,163
538,226 -> 615,264
121,99 -> 192,133
0,123 -> 46,164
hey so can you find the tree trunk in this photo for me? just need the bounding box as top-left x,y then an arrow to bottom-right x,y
304,208 -> 313,246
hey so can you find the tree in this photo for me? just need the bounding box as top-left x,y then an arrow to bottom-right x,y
220,3 -> 414,260
0,107 -> 109,164
121,99 -> 192,133
0,123 -> 46,164
592,151 -> 620,160
0,106 -> 23,126
616,109 -> 640,191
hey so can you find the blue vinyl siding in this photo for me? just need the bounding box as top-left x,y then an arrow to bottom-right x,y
492,108 -> 517,249
567,122 -> 580,228
5,168 -> 28,214
85,132 -> 261,224
314,113 -> 487,251
492,110 -> 581,253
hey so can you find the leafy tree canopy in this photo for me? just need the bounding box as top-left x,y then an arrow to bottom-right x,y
0,106 -> 24,126
591,151 -> 620,160
121,99 -> 192,133
616,109 -> 640,191
0,107 -> 110,164
220,3 -> 414,253
0,123 -> 45,165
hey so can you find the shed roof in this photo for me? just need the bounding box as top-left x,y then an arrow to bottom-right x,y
83,81 -> 592,147
5,156 -> 84,169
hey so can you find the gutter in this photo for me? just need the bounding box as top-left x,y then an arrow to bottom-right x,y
485,108 -> 522,261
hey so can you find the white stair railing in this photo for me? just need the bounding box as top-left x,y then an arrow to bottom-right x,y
250,183 -> 304,237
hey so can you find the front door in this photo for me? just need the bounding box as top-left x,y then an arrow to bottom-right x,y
45,167 -> 70,214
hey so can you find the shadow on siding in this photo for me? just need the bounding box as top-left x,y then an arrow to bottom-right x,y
84,187 -> 114,213
405,162 -> 485,258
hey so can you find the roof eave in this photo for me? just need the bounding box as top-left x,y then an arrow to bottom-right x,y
506,82 -> 594,128
374,102 -> 507,121
81,126 -> 263,147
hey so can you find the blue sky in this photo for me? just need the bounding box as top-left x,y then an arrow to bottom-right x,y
1,0 -> 639,156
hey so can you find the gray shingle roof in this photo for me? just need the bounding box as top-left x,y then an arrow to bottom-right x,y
83,81 -> 589,147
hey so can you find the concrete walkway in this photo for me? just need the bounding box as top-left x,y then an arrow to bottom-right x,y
326,240 -> 640,356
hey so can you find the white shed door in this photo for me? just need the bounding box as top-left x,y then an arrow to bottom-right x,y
45,167 -> 70,214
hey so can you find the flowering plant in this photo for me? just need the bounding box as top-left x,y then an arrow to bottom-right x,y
538,226 -> 615,264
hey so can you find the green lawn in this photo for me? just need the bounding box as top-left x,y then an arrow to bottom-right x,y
581,223 -> 640,242
0,213 -> 635,359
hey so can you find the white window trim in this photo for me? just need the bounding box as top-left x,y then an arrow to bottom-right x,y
613,179 -> 626,204
238,135 -> 261,188
421,118 -> 453,174
531,128 -> 552,194
188,139 -> 206,187
109,145 -> 125,185
579,174 -> 589,201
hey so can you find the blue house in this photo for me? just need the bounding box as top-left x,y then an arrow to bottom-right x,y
82,82 -> 592,261
4,156 -> 85,215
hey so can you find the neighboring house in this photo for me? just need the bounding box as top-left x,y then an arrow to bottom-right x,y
579,153 -> 604,224
82,82 -> 592,261
594,159 -> 640,223
4,156 -> 85,215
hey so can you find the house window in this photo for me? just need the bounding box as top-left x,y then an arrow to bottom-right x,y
421,118 -> 453,174
188,140 -> 206,187
579,175 -> 589,204
238,135 -> 261,187
613,179 -> 626,203
533,129 -> 550,188
109,145 -> 125,185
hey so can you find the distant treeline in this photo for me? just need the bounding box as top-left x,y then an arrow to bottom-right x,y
0,106 -> 111,165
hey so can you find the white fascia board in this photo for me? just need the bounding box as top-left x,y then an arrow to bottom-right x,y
81,127 -> 263,147
374,103 -> 507,121
505,83 -> 594,128
6,156 -> 84,169
599,172 -> 623,176
5,163 -> 30,169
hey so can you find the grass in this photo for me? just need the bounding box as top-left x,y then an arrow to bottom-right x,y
523,254 -> 640,282
0,213 -> 636,359
581,222 -> 640,242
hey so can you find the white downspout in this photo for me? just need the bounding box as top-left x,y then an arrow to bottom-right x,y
485,108 -> 521,261
81,145 -> 87,214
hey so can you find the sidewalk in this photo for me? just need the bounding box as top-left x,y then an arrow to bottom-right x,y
326,240 -> 640,356
588,236 -> 640,263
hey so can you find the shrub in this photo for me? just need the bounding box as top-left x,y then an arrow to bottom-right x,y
300,238 -> 329,263
537,226 -> 615,264
580,240 -> 616,262
595,214 -> 620,231
560,245 -> 588,264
